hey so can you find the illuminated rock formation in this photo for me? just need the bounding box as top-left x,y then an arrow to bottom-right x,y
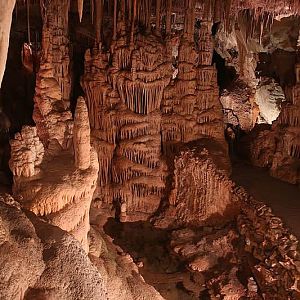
10,108 -> 99,251
162,18 -> 227,157
9,126 -> 44,177
255,78 -> 286,124
220,80 -> 259,131
82,31 -> 171,221
159,141 -> 237,227
269,75 -> 300,183
33,62 -> 73,154
10,98 -> 98,252
3,1 -> 300,299
113,34 -> 170,221
81,45 -> 117,210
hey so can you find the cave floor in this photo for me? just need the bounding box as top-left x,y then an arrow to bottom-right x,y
103,219 -> 198,300
231,160 -> 300,238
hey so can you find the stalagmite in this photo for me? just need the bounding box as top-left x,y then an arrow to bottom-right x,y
73,97 -> 91,170
113,0 -> 117,41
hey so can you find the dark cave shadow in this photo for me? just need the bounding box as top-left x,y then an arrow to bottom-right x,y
103,218 -> 185,274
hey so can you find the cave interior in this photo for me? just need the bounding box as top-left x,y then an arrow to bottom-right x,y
0,0 -> 300,299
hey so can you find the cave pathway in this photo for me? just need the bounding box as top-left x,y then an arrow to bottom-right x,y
232,160 -> 300,238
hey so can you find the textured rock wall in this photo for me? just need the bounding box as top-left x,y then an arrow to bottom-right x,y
165,143 -> 238,227
0,194 -> 107,300
9,126 -> 44,177
236,187 -> 300,299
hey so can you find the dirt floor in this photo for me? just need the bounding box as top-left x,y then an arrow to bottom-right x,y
104,219 -> 199,299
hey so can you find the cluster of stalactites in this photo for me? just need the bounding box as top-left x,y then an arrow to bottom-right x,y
70,0 -> 300,47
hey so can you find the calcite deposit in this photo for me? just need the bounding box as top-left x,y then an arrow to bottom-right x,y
0,0 -> 300,299
163,141 -> 236,227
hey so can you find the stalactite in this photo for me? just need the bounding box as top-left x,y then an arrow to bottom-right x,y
131,0 -> 136,45
166,0 -> 172,35
78,0 -> 84,22
128,0 -> 132,25
113,0 -> 117,40
90,0 -> 94,23
95,0 -> 103,43
155,0 -> 161,35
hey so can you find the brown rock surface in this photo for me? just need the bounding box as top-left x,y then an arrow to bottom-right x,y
0,194 -> 107,300
159,140 -> 237,227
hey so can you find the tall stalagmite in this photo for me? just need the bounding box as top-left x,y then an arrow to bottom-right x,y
73,97 -> 91,170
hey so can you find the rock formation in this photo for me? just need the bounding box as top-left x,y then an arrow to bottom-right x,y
247,62 -> 300,185
0,194 -> 107,300
40,0 -> 71,106
237,188 -> 300,299
162,19 -> 227,156
73,97 -> 91,170
255,77 -> 286,124
166,143 -> 237,227
9,126 -> 44,177
33,53 -> 73,154
10,113 -> 98,252
220,80 -> 259,131
8,1 -> 97,251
